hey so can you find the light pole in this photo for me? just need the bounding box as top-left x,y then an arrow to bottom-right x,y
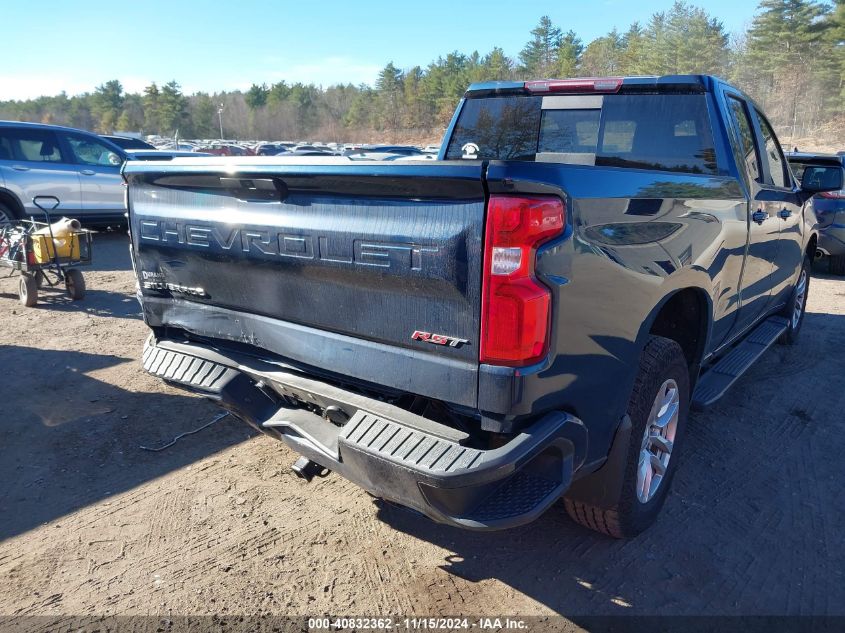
217,104 -> 225,138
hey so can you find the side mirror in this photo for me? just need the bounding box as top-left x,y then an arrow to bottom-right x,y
108,152 -> 123,166
801,165 -> 844,194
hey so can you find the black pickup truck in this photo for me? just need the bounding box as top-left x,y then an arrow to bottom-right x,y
125,75 -> 843,537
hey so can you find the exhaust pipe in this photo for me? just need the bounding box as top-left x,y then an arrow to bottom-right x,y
291,456 -> 329,482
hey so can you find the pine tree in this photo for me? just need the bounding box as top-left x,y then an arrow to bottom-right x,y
158,81 -> 188,135
828,0 -> 845,99
189,93 -> 217,138
92,80 -> 124,133
621,22 -> 647,75
519,16 -> 563,77
376,62 -> 404,130
557,31 -> 584,77
747,0 -> 829,71
482,47 -> 514,80
580,29 -> 624,76
745,0 -> 834,137
142,83 -> 161,134
245,84 -> 269,110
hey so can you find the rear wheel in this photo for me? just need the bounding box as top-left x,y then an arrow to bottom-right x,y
65,268 -> 86,300
778,255 -> 810,345
564,336 -> 689,537
19,274 -> 38,307
829,254 -> 845,276
0,202 -> 16,229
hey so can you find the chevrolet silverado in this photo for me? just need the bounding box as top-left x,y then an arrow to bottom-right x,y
124,75 -> 843,537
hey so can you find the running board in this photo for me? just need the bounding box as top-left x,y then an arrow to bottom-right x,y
692,316 -> 788,410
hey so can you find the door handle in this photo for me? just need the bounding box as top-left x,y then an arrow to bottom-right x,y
12,164 -> 30,171
778,208 -> 792,219
752,210 -> 767,224
80,169 -> 96,176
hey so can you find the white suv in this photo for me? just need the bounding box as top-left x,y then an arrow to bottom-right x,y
0,121 -> 127,227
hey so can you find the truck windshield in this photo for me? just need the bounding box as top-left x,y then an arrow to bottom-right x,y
446,93 -> 718,175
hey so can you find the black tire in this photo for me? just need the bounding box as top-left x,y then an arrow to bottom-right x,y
65,268 -> 86,300
564,335 -> 689,538
829,254 -> 845,276
0,202 -> 17,229
19,274 -> 38,307
778,254 -> 810,345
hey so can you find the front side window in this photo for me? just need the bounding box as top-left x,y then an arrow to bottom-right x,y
755,111 -> 789,188
66,134 -> 123,167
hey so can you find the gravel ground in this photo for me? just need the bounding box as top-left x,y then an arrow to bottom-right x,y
1,232 -> 844,622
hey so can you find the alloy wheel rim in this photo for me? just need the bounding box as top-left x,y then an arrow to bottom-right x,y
636,378 -> 680,504
793,269 -> 807,329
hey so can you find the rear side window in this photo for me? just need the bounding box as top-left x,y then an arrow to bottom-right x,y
594,95 -> 717,174
446,93 -> 718,175
0,128 -> 65,162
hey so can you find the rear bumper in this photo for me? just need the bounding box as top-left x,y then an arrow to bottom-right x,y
818,225 -> 845,257
142,336 -> 588,530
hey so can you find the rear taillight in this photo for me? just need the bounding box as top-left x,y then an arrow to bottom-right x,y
818,190 -> 845,199
524,78 -> 623,94
480,195 -> 565,367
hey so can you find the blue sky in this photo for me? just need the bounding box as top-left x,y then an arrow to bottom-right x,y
1,0 -> 761,100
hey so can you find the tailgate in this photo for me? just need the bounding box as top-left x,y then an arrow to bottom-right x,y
125,160 -> 486,403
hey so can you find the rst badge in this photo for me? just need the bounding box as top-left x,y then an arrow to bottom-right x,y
411,330 -> 469,348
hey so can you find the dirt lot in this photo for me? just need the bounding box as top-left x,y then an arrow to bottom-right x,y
1,232 -> 844,622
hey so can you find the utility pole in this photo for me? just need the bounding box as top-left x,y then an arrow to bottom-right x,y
217,104 -> 225,138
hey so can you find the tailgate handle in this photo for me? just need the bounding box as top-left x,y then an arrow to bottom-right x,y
218,177 -> 288,202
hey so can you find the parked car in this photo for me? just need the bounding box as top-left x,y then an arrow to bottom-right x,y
255,143 -> 288,156
101,135 -> 157,150
281,149 -> 341,157
368,145 -> 424,155
157,142 -> 199,152
344,145 -> 424,159
125,149 -> 212,161
195,144 -> 250,157
0,121 -> 128,226
787,151 -> 845,274
125,75 -> 842,537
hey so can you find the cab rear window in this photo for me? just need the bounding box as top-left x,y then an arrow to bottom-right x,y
445,93 -> 718,175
